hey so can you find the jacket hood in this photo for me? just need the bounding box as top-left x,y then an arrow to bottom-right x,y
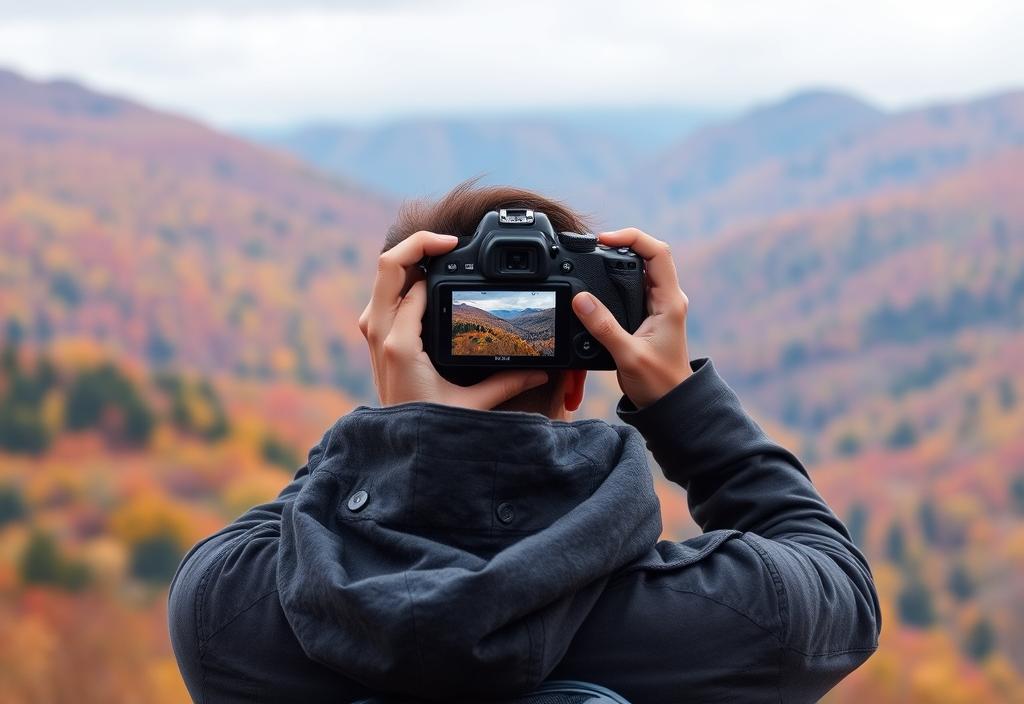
277,402 -> 662,700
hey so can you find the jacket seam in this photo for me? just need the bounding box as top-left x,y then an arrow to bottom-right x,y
742,535 -> 879,657
202,588 -> 280,646
191,522 -> 278,646
788,644 -> 879,657
404,571 -> 428,688
414,451 -> 597,469
615,530 -> 739,578
741,534 -> 789,641
645,583 -> 783,644
191,530 -> 263,704
652,569 -> 879,660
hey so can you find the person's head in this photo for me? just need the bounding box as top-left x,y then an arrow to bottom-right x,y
384,180 -> 590,420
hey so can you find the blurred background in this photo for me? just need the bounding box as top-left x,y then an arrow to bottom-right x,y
0,1 -> 1022,701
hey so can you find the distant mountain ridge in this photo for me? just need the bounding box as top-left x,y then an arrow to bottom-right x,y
250,82 -> 1024,243
592,87 -> 1024,237
249,107 -> 714,199
489,308 -> 545,320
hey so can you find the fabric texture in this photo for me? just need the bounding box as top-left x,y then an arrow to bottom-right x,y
168,359 -> 880,703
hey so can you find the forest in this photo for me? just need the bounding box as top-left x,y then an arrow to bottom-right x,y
1,66 -> 1023,701
451,303 -> 555,356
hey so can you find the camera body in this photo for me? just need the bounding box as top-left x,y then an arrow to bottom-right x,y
422,209 -> 646,377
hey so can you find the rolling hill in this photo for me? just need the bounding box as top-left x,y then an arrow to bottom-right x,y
250,107 -> 714,199
592,88 -> 1024,238
451,303 -> 555,356
0,68 -> 394,397
1,64 -> 1024,702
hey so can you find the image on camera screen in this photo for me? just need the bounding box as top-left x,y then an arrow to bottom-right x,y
451,290 -> 556,357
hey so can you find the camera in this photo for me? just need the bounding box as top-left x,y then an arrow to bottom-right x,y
422,208 -> 646,375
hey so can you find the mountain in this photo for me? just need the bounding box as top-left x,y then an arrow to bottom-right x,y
3,65 -> 1024,702
507,307 -> 557,341
0,68 -> 395,395
248,107 -> 715,199
592,88 -> 1024,237
683,145 -> 1024,426
489,308 -> 544,320
451,303 -> 555,355
451,303 -> 522,335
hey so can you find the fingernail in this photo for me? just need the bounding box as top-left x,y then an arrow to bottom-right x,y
436,234 -> 458,243
576,293 -> 596,315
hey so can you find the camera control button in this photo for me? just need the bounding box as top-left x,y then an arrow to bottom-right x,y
573,332 -> 602,360
463,263 -> 475,271
560,260 -> 574,273
445,262 -> 458,273
558,232 -> 597,253
617,247 -> 630,254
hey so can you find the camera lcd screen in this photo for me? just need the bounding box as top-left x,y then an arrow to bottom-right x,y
451,289 -> 556,357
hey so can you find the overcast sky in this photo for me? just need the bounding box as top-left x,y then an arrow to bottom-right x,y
0,0 -> 1021,128
454,290 -> 556,313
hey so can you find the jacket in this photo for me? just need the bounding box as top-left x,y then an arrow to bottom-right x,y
168,359 -> 881,703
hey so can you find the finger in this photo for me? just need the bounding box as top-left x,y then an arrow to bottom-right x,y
461,370 -> 549,410
383,280 -> 428,358
572,292 -> 636,361
372,231 -> 458,304
597,228 -> 681,315
367,231 -> 458,342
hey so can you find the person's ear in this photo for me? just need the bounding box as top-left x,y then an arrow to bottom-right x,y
563,369 -> 587,413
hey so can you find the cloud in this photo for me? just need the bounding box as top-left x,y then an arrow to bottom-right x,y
0,0 -> 1020,126
454,290 -> 556,313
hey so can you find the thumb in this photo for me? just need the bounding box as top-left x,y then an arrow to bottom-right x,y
462,370 -> 549,410
572,292 -> 634,360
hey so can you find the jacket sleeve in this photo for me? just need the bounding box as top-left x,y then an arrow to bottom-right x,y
166,436 -> 341,702
617,358 -> 881,696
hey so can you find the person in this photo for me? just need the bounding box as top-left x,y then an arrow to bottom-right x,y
168,183 -> 880,703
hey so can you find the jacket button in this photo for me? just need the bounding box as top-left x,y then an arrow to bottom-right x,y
496,502 -> 515,524
348,490 -> 369,512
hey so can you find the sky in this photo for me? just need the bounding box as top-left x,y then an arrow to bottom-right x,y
0,0 -> 1021,128
454,290 -> 556,313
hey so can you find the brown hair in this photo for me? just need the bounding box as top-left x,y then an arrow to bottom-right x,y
383,179 -> 592,252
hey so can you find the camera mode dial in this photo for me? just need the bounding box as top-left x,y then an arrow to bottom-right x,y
557,231 -> 597,253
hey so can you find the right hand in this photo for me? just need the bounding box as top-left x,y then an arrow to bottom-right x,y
571,228 -> 692,409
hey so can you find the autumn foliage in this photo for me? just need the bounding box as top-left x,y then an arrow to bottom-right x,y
1,67 -> 1023,702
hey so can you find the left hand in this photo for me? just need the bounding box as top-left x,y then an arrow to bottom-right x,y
358,230 -> 548,409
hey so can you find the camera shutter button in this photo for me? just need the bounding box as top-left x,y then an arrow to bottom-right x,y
558,232 -> 597,253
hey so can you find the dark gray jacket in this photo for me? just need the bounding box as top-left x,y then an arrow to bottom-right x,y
169,359 -> 880,703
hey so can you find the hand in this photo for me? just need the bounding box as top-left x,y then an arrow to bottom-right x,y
571,228 -> 692,408
359,231 -> 548,409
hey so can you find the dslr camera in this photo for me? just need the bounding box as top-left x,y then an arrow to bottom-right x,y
422,209 -> 646,375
